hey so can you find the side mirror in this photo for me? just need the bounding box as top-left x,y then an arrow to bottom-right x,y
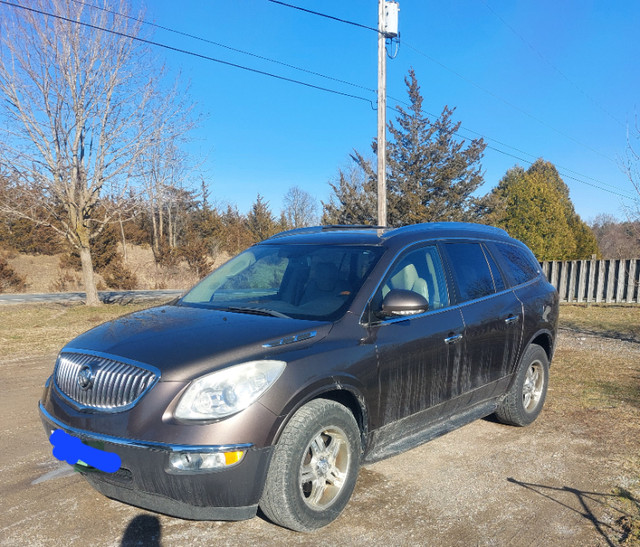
381,289 -> 429,317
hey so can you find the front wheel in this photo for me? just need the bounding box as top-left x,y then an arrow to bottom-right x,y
260,399 -> 361,532
495,344 -> 549,426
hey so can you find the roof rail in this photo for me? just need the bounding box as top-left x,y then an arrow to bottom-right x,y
385,222 -> 509,238
321,224 -> 387,231
266,224 -> 388,240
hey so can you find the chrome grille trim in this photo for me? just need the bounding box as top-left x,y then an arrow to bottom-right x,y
53,350 -> 160,412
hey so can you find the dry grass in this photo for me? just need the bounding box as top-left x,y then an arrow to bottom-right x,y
4,245 -> 231,294
560,304 -> 640,341
0,302 -> 152,359
551,307 -> 640,544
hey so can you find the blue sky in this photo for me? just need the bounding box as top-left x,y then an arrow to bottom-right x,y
143,1 -> 639,222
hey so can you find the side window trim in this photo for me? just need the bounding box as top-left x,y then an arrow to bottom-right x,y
480,243 -> 506,292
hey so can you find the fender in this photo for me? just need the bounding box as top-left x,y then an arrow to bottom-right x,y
266,375 -> 370,450
503,328 -> 555,393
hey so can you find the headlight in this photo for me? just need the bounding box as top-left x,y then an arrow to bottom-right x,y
175,360 -> 286,420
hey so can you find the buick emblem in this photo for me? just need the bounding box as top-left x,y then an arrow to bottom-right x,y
77,364 -> 95,390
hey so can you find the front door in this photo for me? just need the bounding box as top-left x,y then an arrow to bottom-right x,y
365,245 -> 465,428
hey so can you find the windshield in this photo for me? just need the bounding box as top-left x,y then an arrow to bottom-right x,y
180,243 -> 383,321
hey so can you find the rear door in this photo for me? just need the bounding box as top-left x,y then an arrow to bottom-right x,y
440,241 -> 523,402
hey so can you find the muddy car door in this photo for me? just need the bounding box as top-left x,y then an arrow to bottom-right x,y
440,241 -> 523,404
364,245 -> 465,433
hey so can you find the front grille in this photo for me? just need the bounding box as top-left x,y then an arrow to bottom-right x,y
54,352 -> 158,411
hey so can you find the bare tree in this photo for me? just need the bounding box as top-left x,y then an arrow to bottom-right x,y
283,186 -> 319,228
590,214 -> 640,259
622,117 -> 640,221
0,0 -> 187,304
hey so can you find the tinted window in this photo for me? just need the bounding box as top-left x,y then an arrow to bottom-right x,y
373,245 -> 449,317
494,243 -> 540,285
444,243 -> 495,302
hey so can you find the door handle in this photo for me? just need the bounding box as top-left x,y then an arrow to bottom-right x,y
444,334 -> 463,345
505,315 -> 520,325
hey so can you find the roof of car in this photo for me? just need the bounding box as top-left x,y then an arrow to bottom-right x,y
262,222 -> 513,248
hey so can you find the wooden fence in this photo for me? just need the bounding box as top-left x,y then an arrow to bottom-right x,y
540,258 -> 640,304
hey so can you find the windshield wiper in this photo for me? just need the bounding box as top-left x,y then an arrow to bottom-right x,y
221,306 -> 291,319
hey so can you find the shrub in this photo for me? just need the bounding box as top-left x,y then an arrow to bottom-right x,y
153,240 -> 180,268
102,260 -> 138,290
49,269 -> 82,292
179,239 -> 212,278
0,257 -> 26,292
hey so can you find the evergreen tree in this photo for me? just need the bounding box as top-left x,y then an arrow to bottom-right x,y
322,160 -> 377,225
219,205 -> 253,254
247,194 -> 277,243
383,70 -> 486,226
482,159 -> 600,260
323,69 -> 486,226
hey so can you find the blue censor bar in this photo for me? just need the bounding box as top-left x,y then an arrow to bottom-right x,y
49,429 -> 121,473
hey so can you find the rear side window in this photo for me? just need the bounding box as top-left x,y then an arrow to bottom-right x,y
493,243 -> 540,285
443,243 -> 496,302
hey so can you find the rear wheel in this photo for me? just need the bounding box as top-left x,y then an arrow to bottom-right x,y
260,399 -> 361,531
495,344 -> 549,426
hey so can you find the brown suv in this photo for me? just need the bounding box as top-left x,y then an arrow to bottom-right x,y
39,222 -> 558,531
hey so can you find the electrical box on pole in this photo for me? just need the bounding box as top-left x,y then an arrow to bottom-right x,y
383,1 -> 399,38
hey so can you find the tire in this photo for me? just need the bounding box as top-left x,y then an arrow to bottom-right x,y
495,344 -> 549,427
260,399 -> 361,532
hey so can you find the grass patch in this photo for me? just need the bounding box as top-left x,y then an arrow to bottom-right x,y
550,306 -> 640,544
0,302 -> 153,359
560,304 -> 640,341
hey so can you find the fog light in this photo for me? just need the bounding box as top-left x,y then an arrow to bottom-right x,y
169,450 -> 245,472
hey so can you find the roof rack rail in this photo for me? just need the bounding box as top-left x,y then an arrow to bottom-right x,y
321,224 -> 387,231
266,224 -> 388,240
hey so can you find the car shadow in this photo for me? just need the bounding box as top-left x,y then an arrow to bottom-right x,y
507,477 -> 639,546
120,514 -> 162,546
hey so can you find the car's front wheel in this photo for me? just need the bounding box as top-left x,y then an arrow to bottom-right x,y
260,399 -> 361,531
495,343 -> 549,426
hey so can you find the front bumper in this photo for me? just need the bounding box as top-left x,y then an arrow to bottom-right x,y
39,403 -> 273,521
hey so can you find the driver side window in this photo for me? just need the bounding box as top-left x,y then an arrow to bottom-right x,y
373,245 -> 449,318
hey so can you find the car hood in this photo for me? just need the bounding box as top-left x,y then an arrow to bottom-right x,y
63,304 -> 330,381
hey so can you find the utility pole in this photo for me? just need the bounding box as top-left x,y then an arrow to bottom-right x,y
377,0 -> 387,227
377,1 -> 398,227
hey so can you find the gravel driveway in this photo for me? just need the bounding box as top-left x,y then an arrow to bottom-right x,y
1,331 -> 638,546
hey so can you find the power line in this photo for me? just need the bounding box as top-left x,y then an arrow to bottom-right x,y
384,104 -> 634,200
69,0 -> 379,96
385,99 -> 630,196
2,0 -> 631,202
483,145 -> 634,200
266,0 -> 620,166
0,0 -> 376,108
480,0 -> 625,129
401,40 -> 618,165
266,0 -> 380,34
454,125 -> 627,193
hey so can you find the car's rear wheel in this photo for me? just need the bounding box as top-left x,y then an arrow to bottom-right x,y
260,399 -> 361,531
495,344 -> 549,426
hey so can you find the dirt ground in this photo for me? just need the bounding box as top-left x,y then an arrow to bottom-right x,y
1,330 -> 639,546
